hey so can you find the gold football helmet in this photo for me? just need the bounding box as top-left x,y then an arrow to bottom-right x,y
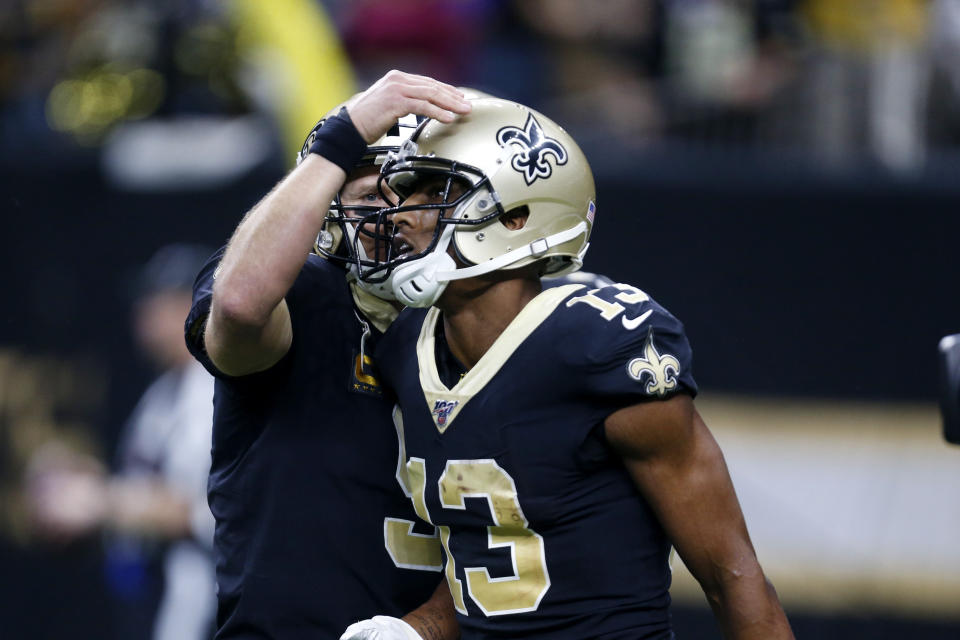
369,98 -> 596,307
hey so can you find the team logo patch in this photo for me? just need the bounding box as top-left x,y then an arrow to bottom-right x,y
432,399 -> 459,426
496,113 -> 568,185
627,332 -> 681,397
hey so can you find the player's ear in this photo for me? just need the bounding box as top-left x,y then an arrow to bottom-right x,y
500,206 -> 529,231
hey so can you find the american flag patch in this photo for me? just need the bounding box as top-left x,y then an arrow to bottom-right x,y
586,201 -> 596,224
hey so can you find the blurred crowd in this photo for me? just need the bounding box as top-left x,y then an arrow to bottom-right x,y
3,0 -> 960,177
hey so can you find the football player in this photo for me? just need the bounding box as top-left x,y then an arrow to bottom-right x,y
350,97 -> 794,638
184,71 -> 470,640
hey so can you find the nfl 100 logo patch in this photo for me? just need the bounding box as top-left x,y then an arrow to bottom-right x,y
432,399 -> 459,426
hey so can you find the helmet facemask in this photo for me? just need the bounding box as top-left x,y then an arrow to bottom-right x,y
355,145 -> 512,307
296,115 -> 423,300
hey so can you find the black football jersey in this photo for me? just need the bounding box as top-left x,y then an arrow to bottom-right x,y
376,283 -> 697,639
186,249 -> 441,639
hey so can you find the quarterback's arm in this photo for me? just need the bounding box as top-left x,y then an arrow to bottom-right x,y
206,71 -> 470,376
205,153 -> 347,376
605,394 -> 793,639
340,580 -> 459,640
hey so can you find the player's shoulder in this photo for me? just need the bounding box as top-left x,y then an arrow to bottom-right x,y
375,306 -> 429,381
190,246 -> 226,295
384,306 -> 431,344
548,282 -> 697,399
189,249 -> 340,297
276,254 -> 351,316
185,247 -> 225,362
553,281 -> 685,339
541,269 -> 614,291
297,252 -> 348,285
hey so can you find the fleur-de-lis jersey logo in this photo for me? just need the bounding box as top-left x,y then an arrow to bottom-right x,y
627,332 -> 681,397
496,113 -> 568,185
432,399 -> 459,426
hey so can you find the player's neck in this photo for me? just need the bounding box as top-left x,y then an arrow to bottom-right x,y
438,275 -> 541,370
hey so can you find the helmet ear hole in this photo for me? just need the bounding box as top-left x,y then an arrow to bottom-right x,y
500,206 -> 530,231
315,223 -> 344,257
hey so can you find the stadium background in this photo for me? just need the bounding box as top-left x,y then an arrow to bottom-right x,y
1,0 -> 958,637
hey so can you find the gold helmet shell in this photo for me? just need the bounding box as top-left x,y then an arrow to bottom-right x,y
377,98 -> 596,306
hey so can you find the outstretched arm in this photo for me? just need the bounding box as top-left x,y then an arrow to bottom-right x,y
605,394 -> 793,639
205,71 -> 470,376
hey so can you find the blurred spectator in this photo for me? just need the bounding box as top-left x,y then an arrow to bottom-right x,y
658,0 -> 802,147
336,0 -> 495,85
1,1 -> 249,149
1,0 -> 357,179
509,0 -> 665,144
26,243 -> 216,640
799,0 -> 931,170
6,0 -> 960,175
927,0 -> 960,147
500,0 -> 802,150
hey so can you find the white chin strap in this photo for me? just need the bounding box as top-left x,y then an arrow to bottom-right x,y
345,225 -> 398,301
391,221 -> 588,308
390,225 -> 458,308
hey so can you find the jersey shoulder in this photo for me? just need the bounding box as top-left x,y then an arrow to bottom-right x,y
294,253 -> 349,290
549,282 -> 697,400
283,254 -> 353,329
377,307 -> 429,367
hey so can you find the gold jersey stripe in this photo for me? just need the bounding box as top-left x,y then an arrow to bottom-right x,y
416,284 -> 584,433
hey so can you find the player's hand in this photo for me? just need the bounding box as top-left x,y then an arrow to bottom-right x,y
347,70 -> 472,143
339,615 -> 424,640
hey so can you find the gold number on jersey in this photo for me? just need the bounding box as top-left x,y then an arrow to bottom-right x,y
566,283 -> 650,320
438,460 -> 550,616
384,408 -> 443,572
407,457 -> 467,613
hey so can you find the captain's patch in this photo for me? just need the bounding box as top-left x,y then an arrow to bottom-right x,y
349,350 -> 383,397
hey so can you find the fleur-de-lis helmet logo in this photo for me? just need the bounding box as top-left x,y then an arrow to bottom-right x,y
627,332 -> 681,397
496,113 -> 569,185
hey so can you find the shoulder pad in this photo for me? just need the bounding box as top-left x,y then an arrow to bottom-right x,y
559,283 -> 697,400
